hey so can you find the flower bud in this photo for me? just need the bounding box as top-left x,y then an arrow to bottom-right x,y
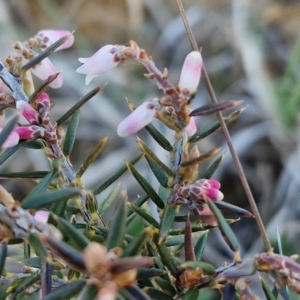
178,51 -> 202,95
83,242 -> 109,279
37,30 -> 74,51
117,100 -> 157,137
31,58 -> 63,88
0,130 -> 19,149
34,210 -> 50,225
185,116 -> 197,136
16,100 -> 39,124
15,125 -> 44,140
76,45 -> 123,85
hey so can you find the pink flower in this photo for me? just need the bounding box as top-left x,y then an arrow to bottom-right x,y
0,129 -> 19,149
178,179 -> 223,202
76,44 -> 124,85
117,99 -> 158,137
34,210 -> 50,225
194,179 -> 223,201
37,30 -> 74,51
31,57 -> 63,88
186,115 -> 197,136
178,51 -> 203,95
16,100 -> 39,124
14,125 -> 44,140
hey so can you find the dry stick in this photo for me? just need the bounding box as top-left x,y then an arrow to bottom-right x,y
175,0 -> 271,251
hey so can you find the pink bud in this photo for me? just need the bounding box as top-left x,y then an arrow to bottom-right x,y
186,116 -> 197,136
0,129 -> 19,149
14,125 -> 44,140
197,179 -> 221,190
202,186 -> 224,202
31,57 -> 63,88
34,210 -> 49,225
178,51 -> 203,95
16,100 -> 39,124
37,30 -> 74,51
76,45 -> 121,85
117,100 -> 157,137
37,93 -> 51,106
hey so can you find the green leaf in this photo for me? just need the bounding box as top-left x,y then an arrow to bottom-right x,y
63,109 -> 80,156
190,100 -> 242,116
154,235 -> 180,276
165,232 -> 203,247
201,154 -> 225,179
137,138 -> 173,178
195,231 -> 208,261
145,156 -> 168,187
50,198 -> 68,218
0,241 -> 7,276
6,272 -> 39,295
137,268 -> 166,279
56,85 -> 105,126
22,257 -> 42,268
22,139 -> 45,149
183,287 -> 199,300
215,201 -> 254,218
0,143 -> 22,165
127,194 -> 149,217
22,169 -> 58,204
94,154 -> 142,195
42,279 -> 86,300
127,162 -> 164,209
77,136 -> 108,177
207,200 -> 240,257
77,283 -> 99,300
122,229 -> 150,257
189,108 -> 244,143
98,183 -> 121,216
259,277 -> 277,300
159,205 -> 177,238
106,200 -> 126,250
28,233 -> 48,259
127,203 -> 159,228
124,285 -> 152,300
57,216 -> 90,250
145,124 -> 173,151
0,114 -> 18,149
21,188 -> 81,209
154,277 -> 176,297
144,287 -> 174,300
0,171 -> 48,179
23,32 -> 74,72
44,237 -> 86,272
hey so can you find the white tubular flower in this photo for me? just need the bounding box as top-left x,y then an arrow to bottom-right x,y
178,51 -> 203,95
117,99 -> 159,137
76,44 -> 123,85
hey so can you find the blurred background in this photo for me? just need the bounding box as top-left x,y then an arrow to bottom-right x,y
1,0 -> 300,274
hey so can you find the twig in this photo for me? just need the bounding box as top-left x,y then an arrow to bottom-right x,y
0,61 -> 29,103
175,0 -> 271,251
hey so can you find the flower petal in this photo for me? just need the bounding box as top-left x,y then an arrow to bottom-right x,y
186,116 -> 197,136
178,51 -> 203,94
16,100 -> 39,124
37,30 -> 74,51
117,101 -> 157,137
76,44 -> 122,84
31,57 -> 63,88
0,129 -> 19,149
